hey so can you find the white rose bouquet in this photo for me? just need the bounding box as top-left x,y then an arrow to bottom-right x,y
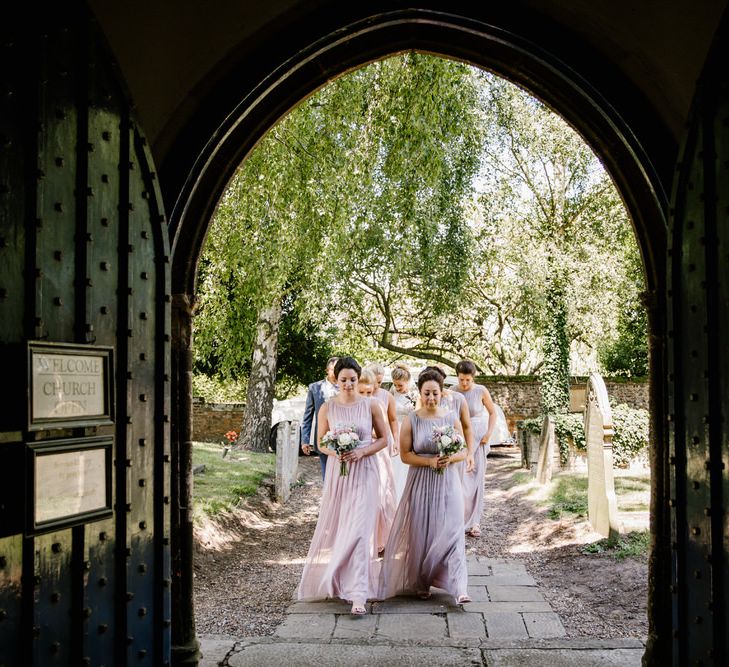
431,424 -> 465,475
320,424 -> 361,476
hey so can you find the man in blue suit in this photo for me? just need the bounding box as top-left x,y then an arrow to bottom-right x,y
301,356 -> 339,478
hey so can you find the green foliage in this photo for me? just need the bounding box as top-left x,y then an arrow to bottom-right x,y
191,442 -> 275,518
520,406 -> 646,468
194,54 -> 646,389
274,294 -> 336,397
553,412 -> 586,465
599,248 -> 649,376
582,531 -> 650,560
192,374 -> 247,403
541,268 -> 571,414
611,403 -> 650,467
519,417 -> 543,434
546,475 -> 588,519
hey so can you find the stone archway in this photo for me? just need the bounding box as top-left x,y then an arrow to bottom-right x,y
164,10 -> 671,665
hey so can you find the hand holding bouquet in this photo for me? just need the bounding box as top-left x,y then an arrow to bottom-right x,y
320,424 -> 361,476
431,424 -> 465,474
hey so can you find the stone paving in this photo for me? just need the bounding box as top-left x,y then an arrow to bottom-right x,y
199,555 -> 645,666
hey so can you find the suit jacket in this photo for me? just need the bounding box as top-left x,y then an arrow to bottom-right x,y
301,379 -> 338,450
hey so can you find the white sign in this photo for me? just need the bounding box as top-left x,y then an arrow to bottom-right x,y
32,351 -> 106,420
35,448 -> 107,524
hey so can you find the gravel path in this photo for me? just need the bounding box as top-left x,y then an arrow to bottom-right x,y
194,447 -> 648,639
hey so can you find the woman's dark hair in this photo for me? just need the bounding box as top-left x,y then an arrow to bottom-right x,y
334,356 -> 361,378
417,369 -> 444,390
422,365 -> 447,380
455,360 -> 477,376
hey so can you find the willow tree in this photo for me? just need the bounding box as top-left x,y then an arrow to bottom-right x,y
196,53 -> 483,450
305,54 -> 484,368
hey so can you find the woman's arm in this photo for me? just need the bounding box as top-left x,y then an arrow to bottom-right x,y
387,393 -> 400,453
481,387 -> 497,445
316,403 -> 335,456
459,400 -> 474,455
448,418 -> 468,464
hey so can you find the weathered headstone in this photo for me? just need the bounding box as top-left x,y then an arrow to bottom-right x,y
275,420 -> 300,503
517,425 -> 540,477
584,373 -> 622,540
535,415 -> 556,484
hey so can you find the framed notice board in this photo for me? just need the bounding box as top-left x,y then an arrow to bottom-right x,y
27,436 -> 113,534
27,341 -> 114,431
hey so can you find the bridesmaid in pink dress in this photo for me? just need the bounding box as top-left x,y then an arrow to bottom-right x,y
454,359 -> 497,538
379,369 -> 471,604
357,369 -> 396,554
297,357 -> 389,615
366,362 -> 400,455
421,365 -> 475,472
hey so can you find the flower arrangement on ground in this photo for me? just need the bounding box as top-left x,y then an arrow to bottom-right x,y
431,424 -> 465,474
320,424 -> 361,476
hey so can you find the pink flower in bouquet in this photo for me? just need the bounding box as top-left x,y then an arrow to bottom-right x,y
320,424 -> 361,476
431,424 -> 465,474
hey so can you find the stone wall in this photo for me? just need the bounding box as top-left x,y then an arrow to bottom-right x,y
192,377 -> 650,441
475,376 -> 649,433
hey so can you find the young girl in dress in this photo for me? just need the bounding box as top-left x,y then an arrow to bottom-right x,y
297,357 -> 389,615
454,359 -> 497,538
379,369 -> 471,605
357,369 -> 396,555
389,363 -> 417,502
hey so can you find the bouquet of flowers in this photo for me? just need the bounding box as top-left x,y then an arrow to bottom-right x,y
431,424 -> 465,475
320,424 -> 361,476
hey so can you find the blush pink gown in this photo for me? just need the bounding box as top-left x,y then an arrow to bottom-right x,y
378,411 -> 469,603
454,385 -> 490,531
372,388 -> 397,552
297,398 -> 381,603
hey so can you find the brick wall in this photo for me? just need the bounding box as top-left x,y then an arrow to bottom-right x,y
192,377 -> 650,441
475,376 -> 649,433
192,398 -> 246,442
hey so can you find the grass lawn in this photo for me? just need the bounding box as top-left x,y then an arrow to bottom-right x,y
503,461 -> 652,559
192,441 -> 276,520
543,466 -> 651,558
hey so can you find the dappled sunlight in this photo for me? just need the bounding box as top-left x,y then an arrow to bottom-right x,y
481,449 -> 650,555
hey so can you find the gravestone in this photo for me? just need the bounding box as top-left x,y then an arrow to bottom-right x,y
584,373 -> 622,540
535,415 -> 556,484
275,420 -> 300,503
518,425 -> 541,476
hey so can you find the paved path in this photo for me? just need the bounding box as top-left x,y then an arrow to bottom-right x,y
199,555 -> 644,666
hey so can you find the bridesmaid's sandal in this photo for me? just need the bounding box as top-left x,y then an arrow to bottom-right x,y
467,526 -> 482,537
417,590 -> 431,600
351,601 -> 367,615
456,594 -> 472,604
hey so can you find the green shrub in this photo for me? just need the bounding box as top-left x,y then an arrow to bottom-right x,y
611,403 -> 649,467
518,402 -> 649,467
518,414 -> 584,465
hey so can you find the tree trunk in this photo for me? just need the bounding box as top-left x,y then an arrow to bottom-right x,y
239,300 -> 283,452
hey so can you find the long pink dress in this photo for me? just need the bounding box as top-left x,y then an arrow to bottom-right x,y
297,398 -> 380,603
441,390 -> 468,484
372,388 -> 397,551
378,411 -> 469,603
454,385 -> 490,531
391,389 -> 416,502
